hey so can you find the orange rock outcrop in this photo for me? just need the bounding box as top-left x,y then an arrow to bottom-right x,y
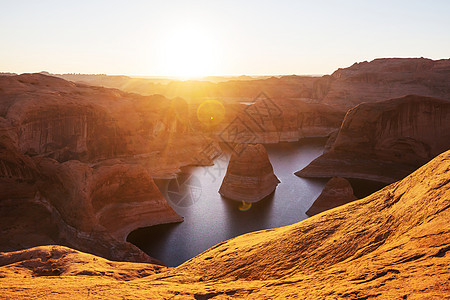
306,177 -> 357,216
219,144 -> 280,202
297,95 -> 450,183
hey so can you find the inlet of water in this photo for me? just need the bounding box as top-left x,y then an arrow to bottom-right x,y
128,138 -> 331,266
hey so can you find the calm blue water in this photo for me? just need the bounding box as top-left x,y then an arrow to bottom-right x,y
128,139 -> 327,266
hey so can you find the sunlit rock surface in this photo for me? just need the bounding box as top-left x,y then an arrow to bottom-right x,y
1,150 -> 449,298
219,144 -> 280,202
297,95 -> 450,183
0,245 -> 164,279
306,177 -> 357,216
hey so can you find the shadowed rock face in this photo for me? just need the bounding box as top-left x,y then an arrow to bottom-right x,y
306,177 -> 357,216
0,137 -> 59,252
0,138 -> 180,265
88,164 -> 182,242
30,157 -> 182,263
1,150 -> 449,299
0,74 -> 219,263
297,95 -> 450,184
0,73 -> 216,167
219,144 -> 280,202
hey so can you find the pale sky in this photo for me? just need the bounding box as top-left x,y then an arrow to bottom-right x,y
1,0 -> 449,77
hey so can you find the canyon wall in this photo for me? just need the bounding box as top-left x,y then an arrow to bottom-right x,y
51,59 -> 450,149
1,74 -> 213,165
297,95 -> 450,183
319,58 -> 450,109
214,97 -> 345,145
0,74 -> 217,263
32,157 -> 182,263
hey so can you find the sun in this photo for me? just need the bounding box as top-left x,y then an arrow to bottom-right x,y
158,26 -> 220,79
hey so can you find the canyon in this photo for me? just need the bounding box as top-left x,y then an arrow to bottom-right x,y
1,57 -> 450,298
0,73 -> 214,263
0,149 -> 449,298
0,72 -> 345,264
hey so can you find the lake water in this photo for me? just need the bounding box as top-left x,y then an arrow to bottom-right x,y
128,138 -> 328,267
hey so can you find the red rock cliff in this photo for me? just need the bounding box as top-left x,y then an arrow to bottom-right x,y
0,74 -> 220,263
297,95 -> 450,183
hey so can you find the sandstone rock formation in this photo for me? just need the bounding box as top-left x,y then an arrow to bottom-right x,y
297,95 -> 450,184
1,149 -> 449,299
0,125 -> 182,265
0,245 -> 164,279
0,74 -> 219,263
219,144 -> 280,202
318,58 -> 450,110
51,59 -> 450,148
216,96 -> 345,145
306,177 -> 357,216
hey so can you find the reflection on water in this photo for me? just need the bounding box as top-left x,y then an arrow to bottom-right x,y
128,138 -> 328,266
238,201 -> 253,211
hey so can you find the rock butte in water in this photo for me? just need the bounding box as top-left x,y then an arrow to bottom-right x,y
306,177 -> 357,216
219,144 -> 280,202
297,95 -> 450,184
0,149 -> 449,298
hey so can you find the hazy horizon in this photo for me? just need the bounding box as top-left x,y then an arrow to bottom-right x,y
1,71 -> 325,78
1,0 -> 450,78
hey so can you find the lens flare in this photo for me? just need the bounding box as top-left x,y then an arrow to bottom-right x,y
196,100 -> 225,127
238,201 -> 252,211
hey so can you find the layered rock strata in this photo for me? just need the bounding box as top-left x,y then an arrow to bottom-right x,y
51,58 -> 450,147
0,73 -> 219,263
216,97 -> 345,145
296,95 -> 450,184
319,57 -> 450,109
219,144 -> 280,202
